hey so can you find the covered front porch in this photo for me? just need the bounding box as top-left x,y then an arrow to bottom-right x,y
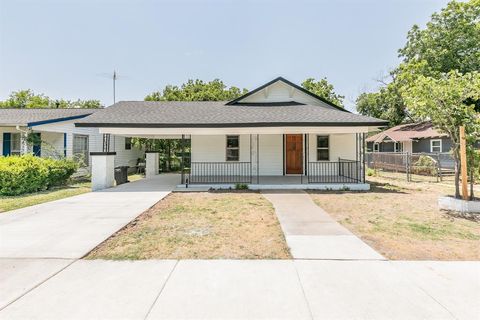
90,127 -> 369,191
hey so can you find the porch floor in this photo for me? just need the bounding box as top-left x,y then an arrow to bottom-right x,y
178,175 -> 369,191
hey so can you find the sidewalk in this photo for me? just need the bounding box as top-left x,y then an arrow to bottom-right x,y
262,190 -> 384,260
1,259 -> 477,319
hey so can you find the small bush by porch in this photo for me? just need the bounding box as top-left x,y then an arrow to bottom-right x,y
86,192 -> 291,260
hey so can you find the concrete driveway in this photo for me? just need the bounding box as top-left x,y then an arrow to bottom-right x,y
0,174 -> 177,309
0,174 -> 177,259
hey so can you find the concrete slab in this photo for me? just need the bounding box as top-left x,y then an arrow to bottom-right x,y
287,235 -> 385,260
0,258 -> 73,310
295,260 -> 454,320
262,190 -> 384,260
392,261 -> 480,320
0,174 -> 177,259
147,260 -> 311,319
0,260 -> 177,320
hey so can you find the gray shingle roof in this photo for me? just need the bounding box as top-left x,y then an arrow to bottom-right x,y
0,108 -> 100,126
76,101 -> 388,128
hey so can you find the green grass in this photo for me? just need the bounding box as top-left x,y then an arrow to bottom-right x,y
0,181 -> 91,213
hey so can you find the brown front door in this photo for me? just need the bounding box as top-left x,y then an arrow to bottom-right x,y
285,134 -> 303,174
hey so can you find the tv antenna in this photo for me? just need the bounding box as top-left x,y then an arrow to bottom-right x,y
97,70 -> 127,104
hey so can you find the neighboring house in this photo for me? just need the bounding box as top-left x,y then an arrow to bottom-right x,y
366,121 -> 480,154
76,77 -> 388,190
0,109 -> 143,170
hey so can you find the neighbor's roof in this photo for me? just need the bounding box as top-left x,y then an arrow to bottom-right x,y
75,101 -> 388,128
366,122 -> 447,143
0,108 -> 101,127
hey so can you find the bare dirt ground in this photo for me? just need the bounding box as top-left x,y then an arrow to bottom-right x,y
309,175 -> 480,260
86,192 -> 291,260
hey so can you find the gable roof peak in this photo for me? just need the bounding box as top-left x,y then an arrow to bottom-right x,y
226,76 -> 347,112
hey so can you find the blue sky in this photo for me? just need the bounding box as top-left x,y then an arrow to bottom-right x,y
0,0 -> 451,110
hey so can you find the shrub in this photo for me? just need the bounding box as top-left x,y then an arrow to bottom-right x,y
235,183 -> 249,190
366,168 -> 377,176
413,155 -> 437,175
0,155 -> 78,196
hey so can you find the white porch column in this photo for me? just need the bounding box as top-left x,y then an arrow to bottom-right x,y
145,151 -> 159,178
90,152 -> 116,191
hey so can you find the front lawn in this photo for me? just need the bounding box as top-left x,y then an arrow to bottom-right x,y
309,176 -> 480,260
86,192 -> 291,260
0,181 -> 91,212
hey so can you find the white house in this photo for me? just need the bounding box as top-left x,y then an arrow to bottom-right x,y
76,77 -> 388,190
0,108 -> 144,171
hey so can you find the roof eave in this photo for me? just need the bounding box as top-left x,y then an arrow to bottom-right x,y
75,121 -> 389,128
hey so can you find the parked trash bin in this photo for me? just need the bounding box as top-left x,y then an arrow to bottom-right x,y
114,166 -> 129,185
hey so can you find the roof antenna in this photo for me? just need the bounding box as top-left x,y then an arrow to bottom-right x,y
97,70 -> 127,105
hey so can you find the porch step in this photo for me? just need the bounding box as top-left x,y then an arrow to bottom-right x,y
173,186 -> 212,192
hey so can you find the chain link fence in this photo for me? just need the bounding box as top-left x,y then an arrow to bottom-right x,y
366,152 -> 455,183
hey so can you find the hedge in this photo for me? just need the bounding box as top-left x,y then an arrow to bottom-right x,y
0,155 -> 78,196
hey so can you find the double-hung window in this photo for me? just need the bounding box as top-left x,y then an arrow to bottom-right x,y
125,137 -> 132,150
430,139 -> 442,153
73,134 -> 89,166
373,143 -> 380,152
10,133 -> 21,155
226,135 -> 239,161
316,135 -> 329,161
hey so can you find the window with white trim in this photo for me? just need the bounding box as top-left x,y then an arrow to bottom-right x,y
316,135 -> 329,161
394,142 -> 402,152
226,135 -> 239,161
10,133 -> 21,155
373,143 -> 380,152
430,139 -> 442,153
73,134 -> 89,166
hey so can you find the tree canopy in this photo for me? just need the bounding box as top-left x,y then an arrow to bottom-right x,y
301,78 -> 344,107
402,71 -> 480,198
356,0 -> 480,125
145,79 -> 248,101
0,89 -> 102,109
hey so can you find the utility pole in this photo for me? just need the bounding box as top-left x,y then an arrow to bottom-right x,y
459,126 -> 468,200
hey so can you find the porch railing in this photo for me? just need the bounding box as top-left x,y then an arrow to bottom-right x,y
307,160 -> 362,183
187,162 -> 252,184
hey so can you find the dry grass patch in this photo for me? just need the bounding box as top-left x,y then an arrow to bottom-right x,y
86,192 -> 291,260
309,176 -> 480,260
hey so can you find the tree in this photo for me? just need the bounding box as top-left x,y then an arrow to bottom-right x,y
301,78 -> 344,107
142,79 -> 247,171
356,81 -> 409,126
0,89 -> 103,109
402,71 -> 480,199
357,0 -> 480,125
398,0 -> 480,76
0,90 -> 50,108
145,79 -> 247,101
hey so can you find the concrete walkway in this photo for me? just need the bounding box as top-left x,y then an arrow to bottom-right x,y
262,190 -> 384,260
0,174 -> 178,309
1,259 -> 478,319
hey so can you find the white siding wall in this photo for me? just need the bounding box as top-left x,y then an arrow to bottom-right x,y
110,135 -> 145,167
239,81 -> 336,110
1,122 -> 143,169
191,134 -> 251,162
191,133 -> 358,177
308,133 -> 357,162
258,134 -> 283,175
0,126 -> 26,155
